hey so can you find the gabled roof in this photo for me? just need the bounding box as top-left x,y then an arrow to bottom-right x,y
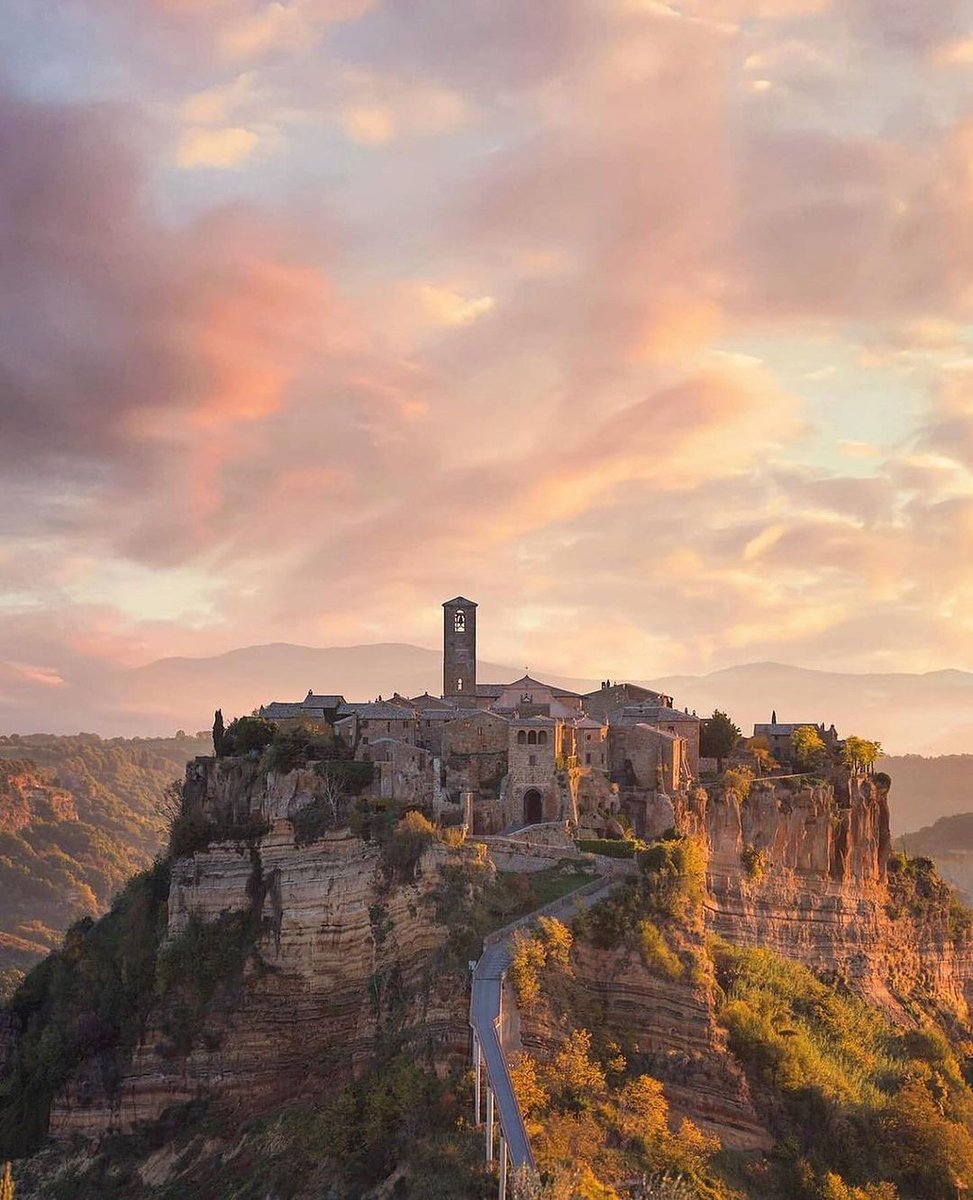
502,674 -> 583,699
616,705 -> 699,723
260,702 -> 306,719
443,596 -> 478,607
338,703 -> 418,720
410,691 -> 455,710
304,693 -> 344,709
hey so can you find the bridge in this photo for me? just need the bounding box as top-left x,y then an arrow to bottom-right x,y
469,868 -> 630,1197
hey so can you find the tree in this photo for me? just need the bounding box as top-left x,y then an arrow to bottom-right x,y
222,715 -> 275,756
749,734 -> 778,776
791,725 -> 828,771
213,709 -> 226,758
841,736 -> 882,774
700,710 -> 741,772
1,1161 -> 13,1200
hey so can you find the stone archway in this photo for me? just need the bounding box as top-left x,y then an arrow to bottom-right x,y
523,788 -> 543,825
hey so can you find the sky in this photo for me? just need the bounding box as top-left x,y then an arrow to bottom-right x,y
4,0 -> 973,719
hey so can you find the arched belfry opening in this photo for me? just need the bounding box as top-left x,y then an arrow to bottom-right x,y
443,596 -> 477,700
523,788 -> 543,825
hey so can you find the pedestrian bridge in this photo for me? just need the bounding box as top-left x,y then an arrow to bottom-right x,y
469,874 -> 628,1197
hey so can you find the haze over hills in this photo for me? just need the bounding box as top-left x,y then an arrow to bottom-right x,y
2,640 -> 972,755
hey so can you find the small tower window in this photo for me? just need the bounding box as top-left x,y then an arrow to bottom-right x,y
538,731 -> 548,746
454,609 -> 466,633
456,678 -> 463,691
528,730 -> 537,745
517,730 -> 527,745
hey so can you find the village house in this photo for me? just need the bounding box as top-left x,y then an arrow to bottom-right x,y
257,595 -> 700,834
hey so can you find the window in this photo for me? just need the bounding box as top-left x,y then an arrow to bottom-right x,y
586,753 -> 591,765
457,678 -> 463,691
454,609 -> 466,633
529,754 -> 536,766
362,736 -> 369,745
517,730 -> 527,745
538,731 -> 548,746
527,730 -> 537,745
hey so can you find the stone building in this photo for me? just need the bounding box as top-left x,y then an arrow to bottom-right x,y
257,593 -> 700,835
752,719 -> 839,766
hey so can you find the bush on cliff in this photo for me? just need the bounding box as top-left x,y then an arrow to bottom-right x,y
0,860 -> 171,1159
380,811 -> 437,884
220,716 -> 275,758
713,939 -> 973,1199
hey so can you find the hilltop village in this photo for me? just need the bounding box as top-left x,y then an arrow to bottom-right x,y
255,596 -> 841,839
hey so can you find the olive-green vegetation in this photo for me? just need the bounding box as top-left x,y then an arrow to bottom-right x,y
575,838 -> 636,859
506,832 -> 973,1200
714,939 -> 973,1199
14,1058 -> 490,1200
0,861 -> 172,1159
0,733 -> 210,977
700,711 -> 742,772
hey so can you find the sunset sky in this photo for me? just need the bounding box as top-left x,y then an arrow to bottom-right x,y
3,0 -> 973,710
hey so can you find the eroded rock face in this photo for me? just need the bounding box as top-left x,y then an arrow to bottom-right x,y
50,823 -> 473,1138
676,776 -> 973,1019
516,940 -> 771,1152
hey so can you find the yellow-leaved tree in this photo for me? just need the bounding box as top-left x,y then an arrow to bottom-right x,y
1,1161 -> 14,1200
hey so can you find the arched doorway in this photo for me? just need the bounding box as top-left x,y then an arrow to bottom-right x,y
523,788 -> 543,825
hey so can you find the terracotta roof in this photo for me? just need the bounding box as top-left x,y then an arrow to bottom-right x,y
502,674 -> 583,699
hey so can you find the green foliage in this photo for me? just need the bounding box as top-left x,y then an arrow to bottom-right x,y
712,939 -> 973,1199
212,710 -> 226,758
380,811 -> 437,884
154,911 -> 257,1054
262,725 -> 340,774
723,767 -> 754,802
792,725 -> 829,770
0,860 -> 172,1159
637,919 -> 684,979
841,737 -> 882,772
740,844 -> 768,882
575,838 -> 636,858
221,716 -> 275,757
700,711 -> 741,768
290,762 -> 374,847
638,835 -> 707,918
885,853 -> 951,921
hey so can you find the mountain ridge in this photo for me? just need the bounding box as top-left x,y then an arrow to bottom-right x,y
2,641 -> 972,754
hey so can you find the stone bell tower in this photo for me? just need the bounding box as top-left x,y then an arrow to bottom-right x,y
443,596 -> 477,700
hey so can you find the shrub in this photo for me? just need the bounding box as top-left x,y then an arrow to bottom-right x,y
575,838 -> 635,859
509,930 -> 547,1008
722,766 -> 754,801
637,919 -> 683,979
380,811 -> 437,884
221,716 -> 275,757
740,843 -> 768,882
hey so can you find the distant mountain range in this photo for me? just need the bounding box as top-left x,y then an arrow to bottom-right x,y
1,642 -> 972,755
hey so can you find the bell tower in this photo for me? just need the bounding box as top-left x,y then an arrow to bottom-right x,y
443,596 -> 477,700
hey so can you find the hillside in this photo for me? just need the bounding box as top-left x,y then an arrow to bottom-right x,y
0,733 -> 210,992
880,755 -> 973,833
3,752 -> 973,1197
